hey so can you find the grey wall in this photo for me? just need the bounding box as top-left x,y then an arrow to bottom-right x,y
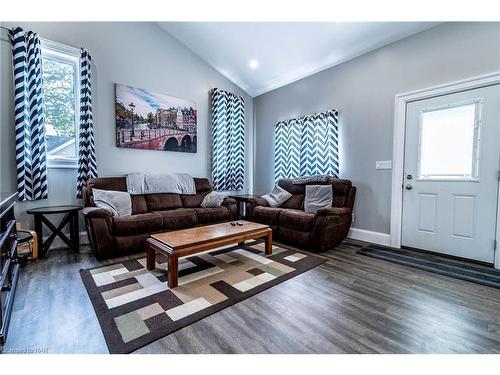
0,22 -> 254,231
254,22 -> 500,234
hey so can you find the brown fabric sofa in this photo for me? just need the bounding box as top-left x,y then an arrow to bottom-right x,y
82,176 -> 237,259
247,178 -> 356,251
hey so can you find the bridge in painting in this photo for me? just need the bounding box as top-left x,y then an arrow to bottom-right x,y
116,128 -> 197,151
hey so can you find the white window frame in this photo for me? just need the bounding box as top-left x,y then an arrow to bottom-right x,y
41,38 -> 80,169
416,99 -> 483,182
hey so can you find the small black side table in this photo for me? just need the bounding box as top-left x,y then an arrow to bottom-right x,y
228,194 -> 261,219
26,205 -> 82,259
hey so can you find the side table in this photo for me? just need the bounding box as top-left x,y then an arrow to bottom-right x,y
26,205 -> 82,259
227,194 -> 261,219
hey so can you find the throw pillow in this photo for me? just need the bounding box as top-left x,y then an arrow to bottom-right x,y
292,175 -> 331,185
201,191 -> 227,208
304,185 -> 333,214
261,185 -> 292,207
92,188 -> 132,217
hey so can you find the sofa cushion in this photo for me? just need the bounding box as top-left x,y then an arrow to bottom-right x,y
145,193 -> 183,211
331,180 -> 352,207
194,177 -> 212,192
195,207 -> 230,224
279,209 -> 315,232
181,191 -> 210,208
131,195 -> 148,214
154,208 -> 198,230
252,206 -> 284,225
113,213 -> 163,236
280,194 -> 304,210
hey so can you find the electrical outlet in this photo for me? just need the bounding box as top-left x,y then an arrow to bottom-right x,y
376,160 -> 392,170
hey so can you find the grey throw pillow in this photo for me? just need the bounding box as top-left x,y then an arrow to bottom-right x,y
305,185 -> 333,214
92,188 -> 132,217
201,191 -> 227,208
261,185 -> 292,207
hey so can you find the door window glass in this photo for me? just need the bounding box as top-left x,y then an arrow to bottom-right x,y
418,101 -> 480,180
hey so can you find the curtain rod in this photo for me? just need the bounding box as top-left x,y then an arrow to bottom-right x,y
274,109 -> 338,126
0,25 -> 82,53
209,87 -> 245,101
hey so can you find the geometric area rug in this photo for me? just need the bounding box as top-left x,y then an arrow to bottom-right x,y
80,240 -> 327,353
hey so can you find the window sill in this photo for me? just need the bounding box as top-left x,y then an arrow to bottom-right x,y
47,161 -> 78,169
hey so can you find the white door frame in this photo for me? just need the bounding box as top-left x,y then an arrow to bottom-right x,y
390,71 -> 500,269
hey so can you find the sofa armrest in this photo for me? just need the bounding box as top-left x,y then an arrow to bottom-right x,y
247,197 -> 268,218
220,197 -> 238,220
82,208 -> 115,259
247,197 -> 268,207
221,197 -> 237,207
315,207 -> 351,217
312,207 -> 353,251
82,206 -> 113,218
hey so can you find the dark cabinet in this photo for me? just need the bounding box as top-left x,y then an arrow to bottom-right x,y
0,192 -> 19,348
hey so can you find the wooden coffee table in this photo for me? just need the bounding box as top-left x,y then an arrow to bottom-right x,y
146,220 -> 272,288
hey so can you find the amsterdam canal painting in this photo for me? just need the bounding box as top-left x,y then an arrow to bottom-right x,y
115,84 -> 197,153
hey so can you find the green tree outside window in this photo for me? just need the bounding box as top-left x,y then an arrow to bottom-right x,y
42,57 -> 76,137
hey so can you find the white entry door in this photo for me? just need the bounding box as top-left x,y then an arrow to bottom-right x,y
402,85 -> 500,263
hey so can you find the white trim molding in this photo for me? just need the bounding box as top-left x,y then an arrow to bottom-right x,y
390,71 -> 500,269
348,227 -> 391,247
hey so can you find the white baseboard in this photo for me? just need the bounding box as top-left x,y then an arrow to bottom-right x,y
348,227 -> 391,246
80,231 -> 89,245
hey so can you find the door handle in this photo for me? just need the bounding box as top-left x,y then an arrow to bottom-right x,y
405,184 -> 413,190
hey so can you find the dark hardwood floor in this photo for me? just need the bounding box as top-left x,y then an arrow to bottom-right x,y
3,240 -> 500,354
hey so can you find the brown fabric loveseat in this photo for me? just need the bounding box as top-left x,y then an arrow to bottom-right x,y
82,176 -> 237,259
247,178 -> 356,251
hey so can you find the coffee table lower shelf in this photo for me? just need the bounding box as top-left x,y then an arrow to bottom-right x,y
146,226 -> 272,288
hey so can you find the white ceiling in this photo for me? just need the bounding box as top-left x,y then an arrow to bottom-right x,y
158,22 -> 439,97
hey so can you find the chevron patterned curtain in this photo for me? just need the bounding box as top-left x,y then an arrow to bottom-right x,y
274,110 -> 339,183
274,119 -> 301,183
210,88 -> 245,191
76,49 -> 97,198
10,27 -> 48,201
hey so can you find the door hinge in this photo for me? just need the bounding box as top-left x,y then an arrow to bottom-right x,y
494,239 -> 497,250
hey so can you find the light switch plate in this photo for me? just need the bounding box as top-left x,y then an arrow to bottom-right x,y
376,160 -> 392,170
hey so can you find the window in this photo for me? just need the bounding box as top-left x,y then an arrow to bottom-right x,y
417,100 -> 481,181
41,40 -> 80,168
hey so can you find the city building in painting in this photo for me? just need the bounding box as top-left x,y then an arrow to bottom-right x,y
115,84 -> 197,153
